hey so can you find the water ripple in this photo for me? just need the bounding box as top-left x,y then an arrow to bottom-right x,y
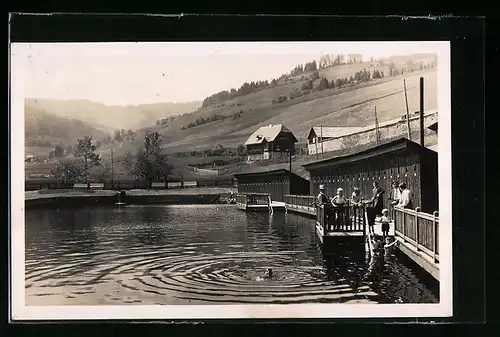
25,205 -> 438,305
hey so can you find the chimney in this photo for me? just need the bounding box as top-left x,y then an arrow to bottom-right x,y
420,77 -> 425,146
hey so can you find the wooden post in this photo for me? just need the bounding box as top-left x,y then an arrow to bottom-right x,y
404,79 -> 411,140
433,211 -> 439,262
402,208 -> 406,242
320,125 -> 324,157
419,77 -> 425,146
315,130 -> 319,160
110,149 -> 114,189
415,207 -> 420,250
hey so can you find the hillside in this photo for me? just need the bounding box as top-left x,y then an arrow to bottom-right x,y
112,67 -> 437,158
25,99 -> 202,130
25,106 -> 108,156
25,57 -> 439,181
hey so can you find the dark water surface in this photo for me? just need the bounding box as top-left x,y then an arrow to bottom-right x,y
25,205 -> 439,305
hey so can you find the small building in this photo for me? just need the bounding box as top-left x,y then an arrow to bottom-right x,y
426,121 -> 438,152
244,124 -> 298,161
307,126 -> 367,155
428,121 -> 438,133
233,168 -> 310,202
348,54 -> 363,64
302,137 -> 438,213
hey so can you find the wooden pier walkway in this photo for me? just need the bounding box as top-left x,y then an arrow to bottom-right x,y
393,207 -> 440,281
284,195 -> 439,280
235,193 -> 439,281
235,193 -> 285,212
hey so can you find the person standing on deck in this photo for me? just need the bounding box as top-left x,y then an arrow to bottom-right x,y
380,208 -> 391,238
331,188 -> 347,206
351,187 -> 363,207
331,188 -> 348,230
389,181 -> 401,206
317,184 -> 333,231
396,182 -> 413,209
317,184 -> 329,205
364,181 -> 385,233
351,187 -> 363,224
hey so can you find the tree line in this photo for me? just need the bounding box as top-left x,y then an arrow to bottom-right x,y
181,108 -> 246,130
289,60 -> 318,76
272,68 -> 391,104
174,143 -> 247,158
156,115 -> 178,127
195,55 -> 436,114
201,80 -> 270,108
50,132 -> 174,188
181,113 -> 227,130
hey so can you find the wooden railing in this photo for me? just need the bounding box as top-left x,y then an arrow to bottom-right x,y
394,206 -> 439,263
285,194 -> 316,207
25,177 -> 235,191
235,193 -> 271,207
285,195 -> 367,234
316,202 -> 366,235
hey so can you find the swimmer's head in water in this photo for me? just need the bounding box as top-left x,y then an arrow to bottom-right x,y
267,268 -> 273,278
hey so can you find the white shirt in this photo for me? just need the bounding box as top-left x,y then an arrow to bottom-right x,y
351,193 -> 362,204
391,188 -> 401,201
380,215 -> 391,223
397,189 -> 411,207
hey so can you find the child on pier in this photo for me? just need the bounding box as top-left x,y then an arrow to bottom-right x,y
380,208 -> 391,238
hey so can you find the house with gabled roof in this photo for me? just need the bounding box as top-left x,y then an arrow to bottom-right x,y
244,124 -> 298,161
307,126 -> 367,155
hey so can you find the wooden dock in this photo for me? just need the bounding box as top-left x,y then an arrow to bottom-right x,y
236,193 -> 439,281
393,207 -> 440,281
235,193 -> 285,212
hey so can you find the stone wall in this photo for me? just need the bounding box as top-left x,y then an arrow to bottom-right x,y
308,112 -> 438,155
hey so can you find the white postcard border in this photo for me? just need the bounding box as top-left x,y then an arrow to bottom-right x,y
10,41 -> 452,320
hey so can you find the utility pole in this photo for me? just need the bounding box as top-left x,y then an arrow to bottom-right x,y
320,125 -> 324,158
419,77 -> 425,146
374,106 -> 381,145
111,148 -> 114,189
403,79 -> 411,140
315,128 -> 319,160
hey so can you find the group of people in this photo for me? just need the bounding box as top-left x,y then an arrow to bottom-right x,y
316,180 -> 412,237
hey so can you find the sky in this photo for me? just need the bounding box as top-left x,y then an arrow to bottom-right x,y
12,42 -> 443,106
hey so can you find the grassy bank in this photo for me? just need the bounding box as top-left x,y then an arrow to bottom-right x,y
25,187 -> 237,201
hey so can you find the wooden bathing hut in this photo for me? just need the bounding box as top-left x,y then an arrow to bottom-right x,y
303,137 -> 438,214
233,169 -> 310,212
302,137 -> 440,277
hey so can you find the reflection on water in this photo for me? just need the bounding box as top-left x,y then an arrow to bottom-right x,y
25,205 -> 438,305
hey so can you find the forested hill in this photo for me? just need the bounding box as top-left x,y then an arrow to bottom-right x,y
25,105 -> 108,150
25,98 -> 202,130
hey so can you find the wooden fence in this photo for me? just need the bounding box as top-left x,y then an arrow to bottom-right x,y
394,206 -> 439,262
235,193 -> 271,207
25,177 -> 235,191
316,203 -> 365,235
285,194 -> 316,207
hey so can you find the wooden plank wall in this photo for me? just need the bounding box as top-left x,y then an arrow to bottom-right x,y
309,151 -> 424,210
237,174 -> 290,202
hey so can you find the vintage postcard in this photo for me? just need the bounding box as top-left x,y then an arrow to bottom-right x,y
10,41 -> 452,320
